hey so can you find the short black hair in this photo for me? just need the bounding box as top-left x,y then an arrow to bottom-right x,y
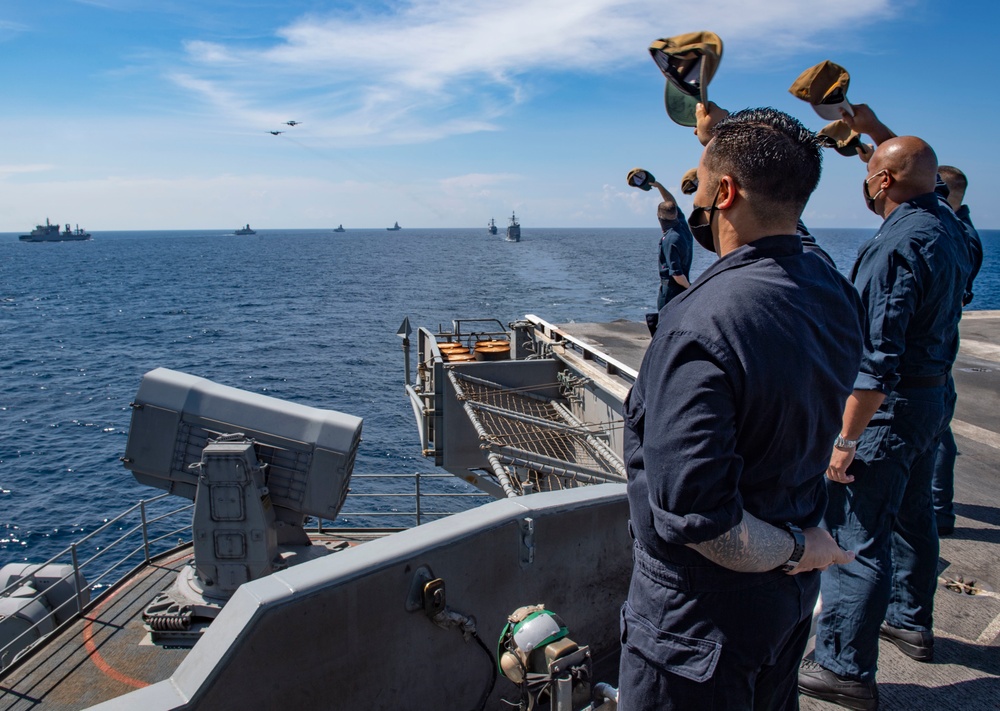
704,107 -> 822,224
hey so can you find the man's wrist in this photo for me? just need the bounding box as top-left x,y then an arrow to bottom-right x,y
834,434 -> 858,451
780,523 -> 806,573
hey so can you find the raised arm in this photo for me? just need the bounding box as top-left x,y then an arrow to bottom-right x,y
840,103 -> 896,146
649,180 -> 676,205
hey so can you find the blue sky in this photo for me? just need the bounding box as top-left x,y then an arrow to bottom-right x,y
1,0 -> 997,230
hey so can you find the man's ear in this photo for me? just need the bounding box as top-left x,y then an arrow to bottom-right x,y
717,175 -> 738,209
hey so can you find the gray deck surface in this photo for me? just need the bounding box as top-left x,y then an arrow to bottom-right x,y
0,551 -> 192,711
565,312 -> 1000,710
555,319 -> 651,375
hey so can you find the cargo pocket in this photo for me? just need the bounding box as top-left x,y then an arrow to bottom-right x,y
620,601 -> 721,683
622,388 -> 645,467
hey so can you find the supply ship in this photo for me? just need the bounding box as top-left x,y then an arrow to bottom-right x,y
1,313 -> 998,710
19,219 -> 91,242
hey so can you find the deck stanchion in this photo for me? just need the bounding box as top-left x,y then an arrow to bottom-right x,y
140,499 -> 151,564
415,473 -> 422,526
70,544 -> 85,614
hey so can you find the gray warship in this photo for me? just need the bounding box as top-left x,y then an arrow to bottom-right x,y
506,212 -> 521,242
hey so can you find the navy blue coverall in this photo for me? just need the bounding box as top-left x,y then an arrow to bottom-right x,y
619,234 -> 864,710
813,193 -> 973,683
656,209 -> 694,309
932,202 -> 983,530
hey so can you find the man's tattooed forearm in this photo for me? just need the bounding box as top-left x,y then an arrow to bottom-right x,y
686,513 -> 794,572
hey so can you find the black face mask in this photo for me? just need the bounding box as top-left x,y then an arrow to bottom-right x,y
863,169 -> 886,214
687,185 -> 722,253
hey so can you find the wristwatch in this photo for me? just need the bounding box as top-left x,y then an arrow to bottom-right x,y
834,434 -> 858,451
780,523 -> 806,573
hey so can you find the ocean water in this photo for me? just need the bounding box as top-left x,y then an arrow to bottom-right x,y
2,226 -> 997,565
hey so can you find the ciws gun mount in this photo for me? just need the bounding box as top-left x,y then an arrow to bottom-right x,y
122,368 -> 363,644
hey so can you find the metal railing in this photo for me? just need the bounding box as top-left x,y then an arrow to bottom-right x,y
0,492 -> 193,672
0,472 -> 491,675
331,473 -> 493,530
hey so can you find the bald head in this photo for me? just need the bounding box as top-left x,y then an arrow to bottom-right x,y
869,136 -> 938,200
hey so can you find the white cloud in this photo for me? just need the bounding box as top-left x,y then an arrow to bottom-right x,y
0,164 -> 54,178
0,19 -> 28,41
169,0 -> 893,145
437,172 -> 521,203
600,182 -> 686,218
1,174 -> 395,231
169,72 -> 281,127
440,173 -> 520,190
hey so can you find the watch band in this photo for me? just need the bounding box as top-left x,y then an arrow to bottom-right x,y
780,523 -> 806,573
834,434 -> 858,450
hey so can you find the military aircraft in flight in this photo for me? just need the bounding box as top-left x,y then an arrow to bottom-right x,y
269,130 -> 284,135
285,121 -> 301,126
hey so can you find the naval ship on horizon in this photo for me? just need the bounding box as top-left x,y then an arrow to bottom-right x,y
18,219 -> 91,242
505,211 -> 521,242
